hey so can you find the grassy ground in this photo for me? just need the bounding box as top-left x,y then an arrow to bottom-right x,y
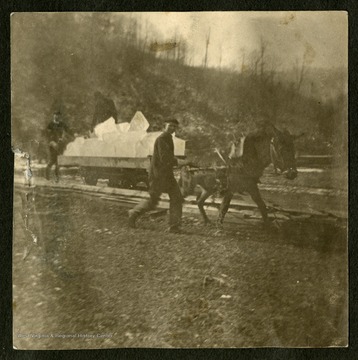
13,188 -> 347,349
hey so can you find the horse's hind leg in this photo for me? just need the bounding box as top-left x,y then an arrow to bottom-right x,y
197,188 -> 212,224
248,185 -> 269,224
217,191 -> 233,227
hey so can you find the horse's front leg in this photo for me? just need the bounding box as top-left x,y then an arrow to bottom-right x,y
217,190 -> 233,227
248,184 -> 269,224
196,186 -> 213,224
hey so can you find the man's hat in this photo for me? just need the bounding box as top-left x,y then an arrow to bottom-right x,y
164,118 -> 179,126
54,111 -> 61,115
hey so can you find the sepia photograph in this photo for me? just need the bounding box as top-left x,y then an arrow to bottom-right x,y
12,11 -> 348,349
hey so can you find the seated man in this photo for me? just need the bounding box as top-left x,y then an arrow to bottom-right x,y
92,91 -> 118,130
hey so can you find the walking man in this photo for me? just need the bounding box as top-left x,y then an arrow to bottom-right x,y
45,111 -> 72,181
128,118 -> 184,233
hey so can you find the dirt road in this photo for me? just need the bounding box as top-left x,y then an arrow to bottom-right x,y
13,183 -> 347,349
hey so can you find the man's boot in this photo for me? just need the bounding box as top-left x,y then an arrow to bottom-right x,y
168,224 -> 185,234
169,227 -> 181,234
45,166 -> 51,180
128,210 -> 138,229
54,166 -> 60,182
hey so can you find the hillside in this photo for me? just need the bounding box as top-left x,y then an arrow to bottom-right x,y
11,14 -> 347,164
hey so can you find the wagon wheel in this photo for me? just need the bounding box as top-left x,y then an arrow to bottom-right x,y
143,178 -> 149,190
81,168 -> 98,186
108,176 -> 121,188
119,170 -> 140,189
120,178 -> 135,189
84,173 -> 98,186
135,176 -> 149,190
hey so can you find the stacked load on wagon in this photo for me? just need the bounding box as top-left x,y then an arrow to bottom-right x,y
59,111 -> 186,187
63,111 -> 185,158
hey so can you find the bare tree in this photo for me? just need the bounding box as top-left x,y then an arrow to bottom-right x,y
173,30 -> 179,62
178,38 -> 188,65
267,55 -> 280,86
203,27 -> 211,68
218,43 -> 223,69
249,50 -> 260,76
240,47 -> 246,74
259,37 -> 267,81
294,55 -> 307,92
142,18 -> 149,54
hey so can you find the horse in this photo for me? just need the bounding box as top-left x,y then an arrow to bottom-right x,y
217,125 -> 299,227
178,166 -> 227,224
178,125 -> 300,226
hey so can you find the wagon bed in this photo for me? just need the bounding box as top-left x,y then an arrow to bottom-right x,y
58,155 -> 151,169
58,155 -> 151,187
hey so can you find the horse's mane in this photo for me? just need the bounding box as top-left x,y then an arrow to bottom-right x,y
235,128 -> 275,179
242,126 -> 284,157
242,129 -> 267,159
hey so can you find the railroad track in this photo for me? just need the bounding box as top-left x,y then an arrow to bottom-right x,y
14,172 -> 346,222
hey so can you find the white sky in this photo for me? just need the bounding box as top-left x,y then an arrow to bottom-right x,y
132,11 -> 348,70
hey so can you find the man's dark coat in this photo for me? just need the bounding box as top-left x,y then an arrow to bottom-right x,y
149,132 -> 178,192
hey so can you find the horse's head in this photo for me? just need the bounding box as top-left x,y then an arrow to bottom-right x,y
270,129 -> 302,180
